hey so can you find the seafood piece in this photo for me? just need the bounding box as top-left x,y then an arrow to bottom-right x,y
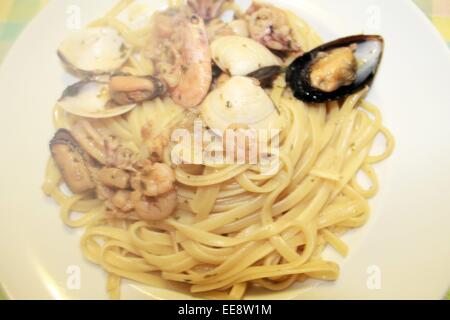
58,27 -> 130,75
96,183 -> 115,201
57,81 -> 136,119
246,3 -> 300,51
148,10 -> 185,74
104,139 -> 138,171
187,0 -> 227,21
147,10 -> 187,88
71,120 -> 107,164
227,19 -> 250,38
201,76 -> 283,131
153,10 -> 184,38
286,35 -> 384,103
146,135 -> 170,162
170,15 -> 212,108
110,190 -> 134,212
130,162 -> 176,197
104,189 -> 135,219
146,12 -> 212,107
109,75 -> 166,105
50,129 -> 96,194
211,36 -> 281,77
310,46 -> 357,92
97,167 -> 130,189
72,119 -> 138,170
133,190 -> 177,221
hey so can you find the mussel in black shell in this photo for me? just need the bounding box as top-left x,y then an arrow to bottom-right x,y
286,35 -> 384,103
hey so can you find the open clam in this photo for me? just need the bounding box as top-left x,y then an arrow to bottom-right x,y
286,35 -> 384,103
211,36 -> 282,82
201,76 -> 283,131
56,81 -> 136,119
58,27 -> 130,75
57,75 -> 165,119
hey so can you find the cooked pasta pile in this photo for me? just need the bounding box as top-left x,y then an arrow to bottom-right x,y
43,0 -> 394,299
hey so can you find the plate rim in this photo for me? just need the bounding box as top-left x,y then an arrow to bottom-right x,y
0,0 -> 449,300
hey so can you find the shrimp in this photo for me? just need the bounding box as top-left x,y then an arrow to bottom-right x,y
146,11 -> 185,88
246,3 -> 300,51
146,11 -> 212,108
104,190 -> 134,219
153,10 -> 184,38
96,183 -> 115,201
130,162 -> 175,197
97,167 -> 130,189
99,161 -> 177,221
187,0 -> 227,21
170,15 -> 212,108
110,190 -> 134,212
133,190 -> 177,221
147,134 -> 170,162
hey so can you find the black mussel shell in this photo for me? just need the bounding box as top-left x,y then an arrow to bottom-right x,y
247,66 -> 282,81
286,35 -> 384,103
247,66 -> 282,87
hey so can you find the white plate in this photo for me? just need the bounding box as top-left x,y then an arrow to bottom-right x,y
0,0 -> 449,300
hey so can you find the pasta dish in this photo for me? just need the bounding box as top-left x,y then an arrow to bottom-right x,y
42,0 -> 394,299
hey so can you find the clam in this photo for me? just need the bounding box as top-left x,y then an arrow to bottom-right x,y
57,81 -> 136,119
286,35 -> 384,103
58,27 -> 130,75
57,75 -> 166,119
227,20 -> 250,38
201,76 -> 283,131
211,36 -> 281,81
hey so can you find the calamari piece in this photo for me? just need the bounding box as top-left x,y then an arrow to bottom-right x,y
187,0 -> 227,21
246,3 -> 300,51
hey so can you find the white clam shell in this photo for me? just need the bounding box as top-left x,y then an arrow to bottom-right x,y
227,20 -> 249,38
201,76 -> 283,131
58,27 -> 130,75
57,81 -> 136,119
211,36 -> 281,76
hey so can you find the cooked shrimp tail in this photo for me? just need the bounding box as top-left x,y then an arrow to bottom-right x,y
170,15 -> 212,108
133,190 -> 177,221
